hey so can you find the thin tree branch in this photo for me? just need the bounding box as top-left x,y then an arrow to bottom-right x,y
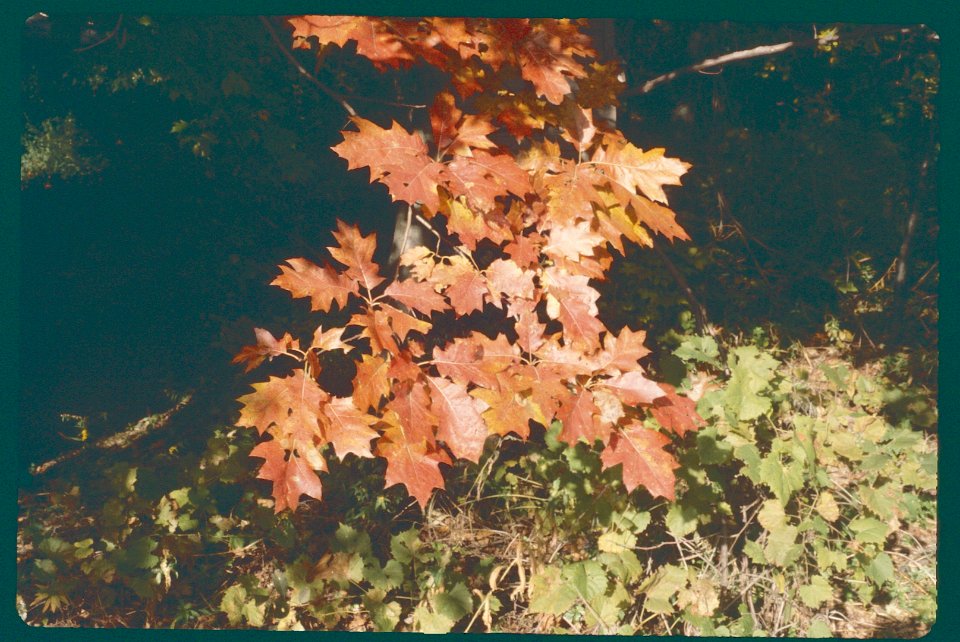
631,41 -> 796,96
625,25 -> 913,97
259,16 -> 428,114
73,14 -> 124,53
259,16 -> 357,116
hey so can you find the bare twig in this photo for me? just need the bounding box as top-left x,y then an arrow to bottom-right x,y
626,25 -> 913,97
259,16 -> 357,117
74,15 -> 124,53
30,394 -> 193,476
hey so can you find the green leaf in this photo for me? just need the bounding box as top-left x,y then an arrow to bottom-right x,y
724,346 -> 778,421
696,426 -> 734,464
365,597 -> 401,632
642,564 -> 687,614
665,502 -> 699,537
364,559 -> 404,592
764,524 -> 800,568
333,523 -> 372,555
798,575 -> 833,608
807,617 -> 833,637
413,604 -> 454,634
864,552 -> 894,587
390,528 -> 422,564
848,517 -> 889,544
759,455 -> 804,505
220,584 -> 248,626
529,565 -> 578,615
598,529 -> 637,553
563,560 -> 608,602
674,335 -> 720,366
734,443 -> 763,482
433,582 -> 473,622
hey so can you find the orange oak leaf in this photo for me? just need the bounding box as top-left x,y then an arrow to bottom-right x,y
250,439 -> 325,513
516,20 -> 592,105
321,396 -> 379,460
349,309 -> 401,356
236,370 -> 328,446
232,328 -> 300,372
387,351 -> 426,383
432,332 -> 518,390
310,325 -> 351,353
485,258 -> 536,306
377,418 -> 449,509
430,91 -> 497,157
446,151 -> 532,213
556,385 -> 610,446
591,135 -> 691,205
386,379 -> 438,446
649,384 -> 705,437
272,258 -> 358,312
352,353 -> 391,413
600,371 -> 667,406
471,386 -> 537,439
440,192 -> 513,251
328,220 -> 385,292
597,327 -> 651,375
514,310 -> 547,353
427,376 -> 490,462
383,278 -> 450,316
601,422 -> 679,500
433,256 -> 487,316
543,267 -> 605,349
288,16 -> 415,69
332,118 -> 446,213
379,302 -> 432,341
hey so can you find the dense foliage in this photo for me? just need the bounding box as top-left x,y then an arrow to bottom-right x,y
18,13 -> 937,635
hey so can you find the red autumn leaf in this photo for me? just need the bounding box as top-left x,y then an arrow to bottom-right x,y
516,20 -> 592,105
543,267 -> 606,349
591,135 -> 691,205
377,417 -> 449,509
427,376 -> 490,462
447,151 -> 531,209
232,328 -> 300,372
272,258 -> 358,312
332,118 -> 446,213
485,258 -> 536,306
514,310 -> 547,354
441,192 -> 513,251
471,386 -> 537,439
386,379 -> 438,446
288,15 -> 415,69
327,220 -> 385,292
387,351 -> 426,383
379,302 -> 432,341
236,370 -> 328,446
383,278 -> 450,316
431,91 -> 497,157
310,325 -> 351,353
556,385 -> 611,446
433,256 -> 488,316
649,384 -> 706,437
432,332 -> 517,390
597,327 -> 652,374
601,422 -> 679,500
250,439 -> 325,513
349,309 -> 401,356
600,370 -> 667,406
321,396 -> 379,460
352,353 -> 391,413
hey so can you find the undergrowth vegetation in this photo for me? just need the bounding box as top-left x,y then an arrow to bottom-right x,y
18,329 -> 937,634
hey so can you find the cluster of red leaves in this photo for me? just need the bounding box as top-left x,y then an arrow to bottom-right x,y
234,17 -> 703,512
